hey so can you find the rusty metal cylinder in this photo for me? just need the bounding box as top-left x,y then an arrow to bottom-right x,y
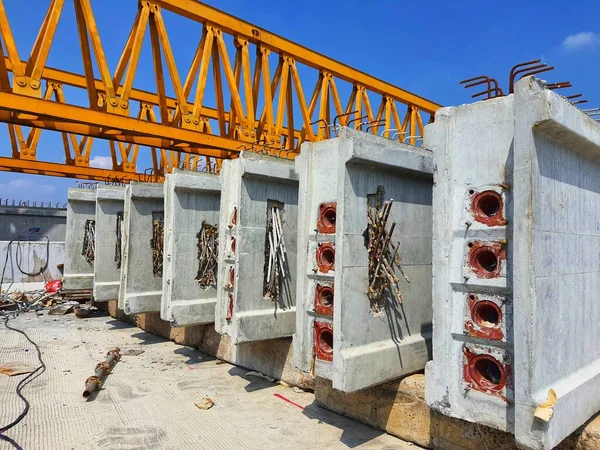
105,348 -> 121,366
83,375 -> 102,398
94,361 -> 112,377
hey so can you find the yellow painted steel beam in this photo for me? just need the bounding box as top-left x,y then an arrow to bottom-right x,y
4,58 -> 297,140
154,0 -> 441,114
0,92 -> 240,158
0,156 -> 163,182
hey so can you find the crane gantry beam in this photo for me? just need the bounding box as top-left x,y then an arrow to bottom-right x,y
0,0 -> 441,182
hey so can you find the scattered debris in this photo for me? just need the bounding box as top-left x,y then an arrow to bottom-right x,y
246,371 -> 275,382
215,360 -> 227,365
0,362 -> 37,376
123,349 -> 145,356
534,389 -> 557,422
195,397 -> 215,410
273,393 -> 304,410
44,279 -> 62,294
49,304 -> 74,315
278,380 -> 292,388
74,305 -> 92,318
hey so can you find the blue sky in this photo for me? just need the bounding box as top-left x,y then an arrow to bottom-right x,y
0,0 -> 599,205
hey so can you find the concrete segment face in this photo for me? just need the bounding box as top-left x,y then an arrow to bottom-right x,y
215,152 -> 298,344
512,78 -> 600,450
161,169 -> 221,327
424,93 -> 515,432
425,77 -> 600,450
93,186 -> 125,301
64,188 -> 96,290
118,182 -> 164,315
294,128 -> 433,393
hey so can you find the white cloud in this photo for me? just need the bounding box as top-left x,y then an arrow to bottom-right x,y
562,32 -> 600,50
90,156 -> 113,169
6,178 -> 55,193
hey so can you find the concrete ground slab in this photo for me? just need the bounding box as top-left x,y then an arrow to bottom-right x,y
0,312 -> 414,450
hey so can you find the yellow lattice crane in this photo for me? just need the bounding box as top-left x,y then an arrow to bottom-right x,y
0,0 -> 441,182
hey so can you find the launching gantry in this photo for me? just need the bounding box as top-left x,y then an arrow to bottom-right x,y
0,0 -> 441,182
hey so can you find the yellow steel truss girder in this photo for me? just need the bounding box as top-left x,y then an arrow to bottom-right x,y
0,92 -> 238,157
0,157 -> 164,182
154,0 -> 441,114
0,0 -> 441,182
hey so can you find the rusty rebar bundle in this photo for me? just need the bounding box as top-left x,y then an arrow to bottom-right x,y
264,205 -> 288,301
81,219 -> 96,265
367,200 -> 409,306
195,221 -> 218,288
83,347 -> 121,399
114,211 -> 123,269
150,217 -> 164,278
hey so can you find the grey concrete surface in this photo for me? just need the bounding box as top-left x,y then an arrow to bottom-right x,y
0,240 -> 63,285
215,152 -> 298,344
93,186 -> 125,302
161,169 -> 221,327
0,206 -> 66,241
424,93 -> 515,433
64,188 -> 96,290
119,183 -> 164,315
295,128 -> 434,393
0,312 -> 416,450
512,77 -> 600,449
425,77 -> 600,450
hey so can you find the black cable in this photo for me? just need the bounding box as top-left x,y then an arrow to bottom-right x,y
0,315 -> 46,443
0,239 -> 12,294
15,236 -> 50,278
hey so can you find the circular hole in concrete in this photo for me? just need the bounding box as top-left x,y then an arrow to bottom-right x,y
475,191 -> 501,218
472,356 -> 504,390
468,242 -> 474,248
475,250 -> 498,273
469,294 -> 476,300
319,329 -> 334,354
316,244 -> 335,272
321,207 -> 336,228
469,189 -> 475,195
318,286 -> 334,308
472,301 -> 501,328
321,248 -> 335,266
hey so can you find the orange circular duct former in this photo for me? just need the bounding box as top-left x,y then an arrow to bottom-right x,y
316,243 -> 335,273
468,242 -> 505,278
314,284 -> 334,316
317,203 -> 337,234
466,354 -> 507,393
314,321 -> 334,362
470,190 -> 507,226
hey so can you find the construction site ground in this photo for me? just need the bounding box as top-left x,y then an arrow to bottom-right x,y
0,311 -> 417,450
